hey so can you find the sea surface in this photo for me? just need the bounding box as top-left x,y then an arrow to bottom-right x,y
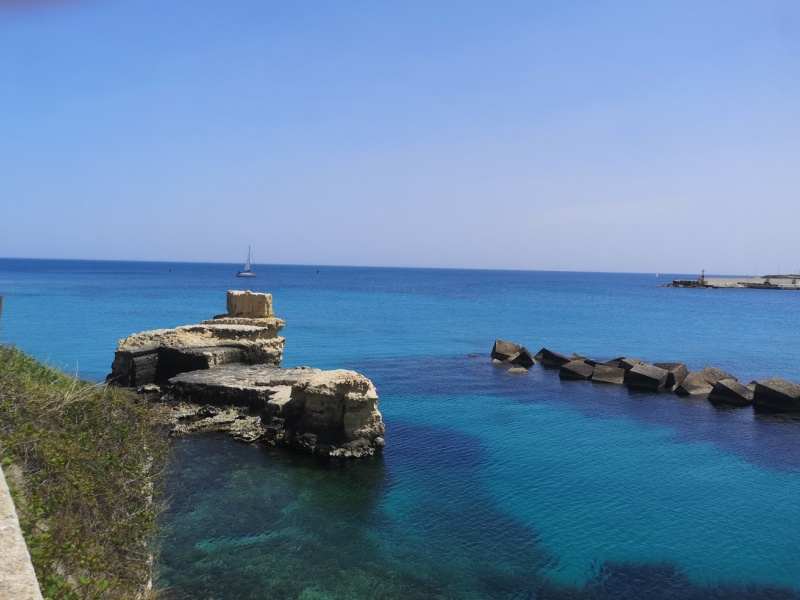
1,258 -> 799,599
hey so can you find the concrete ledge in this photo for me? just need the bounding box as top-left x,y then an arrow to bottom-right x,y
0,467 -> 43,600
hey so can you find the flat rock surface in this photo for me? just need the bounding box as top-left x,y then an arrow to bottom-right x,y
169,363 -> 319,389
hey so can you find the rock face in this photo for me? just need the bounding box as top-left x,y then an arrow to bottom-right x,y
708,379 -> 754,406
166,364 -> 385,457
109,291 -> 385,457
108,292 -> 286,387
753,378 -> 800,412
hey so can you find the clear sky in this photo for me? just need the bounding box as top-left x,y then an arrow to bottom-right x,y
1,0 -> 798,274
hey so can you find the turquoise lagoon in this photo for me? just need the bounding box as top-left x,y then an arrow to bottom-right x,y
1,258 -> 799,599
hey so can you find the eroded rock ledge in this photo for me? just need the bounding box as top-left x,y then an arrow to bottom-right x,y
108,291 -> 385,457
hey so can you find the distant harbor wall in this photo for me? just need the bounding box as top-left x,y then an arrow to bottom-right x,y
667,275 -> 800,290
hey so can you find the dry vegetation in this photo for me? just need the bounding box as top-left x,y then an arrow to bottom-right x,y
0,346 -> 170,599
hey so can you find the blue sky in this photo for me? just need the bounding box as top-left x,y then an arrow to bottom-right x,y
1,0 -> 798,274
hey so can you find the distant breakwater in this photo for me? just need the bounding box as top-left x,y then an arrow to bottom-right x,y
491,339 -> 800,413
666,274 -> 800,290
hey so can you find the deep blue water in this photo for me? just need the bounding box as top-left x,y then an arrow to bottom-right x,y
2,258 -> 800,599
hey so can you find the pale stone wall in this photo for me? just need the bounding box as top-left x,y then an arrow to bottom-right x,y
0,467 -> 43,600
226,290 -> 274,318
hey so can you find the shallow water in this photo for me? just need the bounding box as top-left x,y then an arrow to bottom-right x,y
1,259 -> 799,599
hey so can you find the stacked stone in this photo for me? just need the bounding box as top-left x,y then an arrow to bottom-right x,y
491,342 -> 800,413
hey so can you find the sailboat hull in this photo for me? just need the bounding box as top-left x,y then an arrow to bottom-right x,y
236,271 -> 256,278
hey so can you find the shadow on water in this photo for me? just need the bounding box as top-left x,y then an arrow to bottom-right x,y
158,431 -> 800,600
157,355 -> 800,599
159,424 -> 561,599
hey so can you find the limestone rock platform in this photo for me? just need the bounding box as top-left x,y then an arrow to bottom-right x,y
108,291 -> 385,457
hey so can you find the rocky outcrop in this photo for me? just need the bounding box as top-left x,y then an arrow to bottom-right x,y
109,291 -> 385,457
708,379 -> 754,406
753,378 -> 800,412
166,364 -> 385,457
108,291 -> 285,387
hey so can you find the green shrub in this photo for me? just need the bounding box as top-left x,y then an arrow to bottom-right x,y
0,346 -> 170,599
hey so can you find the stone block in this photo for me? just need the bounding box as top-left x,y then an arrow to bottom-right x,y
699,366 -> 737,385
507,349 -> 535,368
492,339 -> 522,361
491,339 -> 534,368
653,362 -> 689,390
534,347 -> 571,368
571,353 -> 599,366
753,378 -> 800,412
227,290 -> 274,318
708,379 -> 754,406
592,364 -> 625,385
625,363 -> 669,391
559,360 -> 594,380
674,371 -> 713,396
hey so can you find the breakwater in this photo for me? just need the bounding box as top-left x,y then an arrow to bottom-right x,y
492,339 -> 800,412
667,274 -> 800,290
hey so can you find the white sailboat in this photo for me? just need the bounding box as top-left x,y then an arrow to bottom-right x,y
236,246 -> 257,278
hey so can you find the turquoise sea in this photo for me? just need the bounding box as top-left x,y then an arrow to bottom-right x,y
1,258 -> 799,599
